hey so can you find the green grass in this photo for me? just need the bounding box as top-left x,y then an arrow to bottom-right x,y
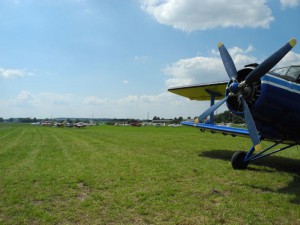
1,123 -> 300,224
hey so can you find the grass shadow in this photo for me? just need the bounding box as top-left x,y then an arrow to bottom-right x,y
200,149 -> 300,204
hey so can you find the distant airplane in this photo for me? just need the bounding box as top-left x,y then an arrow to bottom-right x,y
169,38 -> 300,169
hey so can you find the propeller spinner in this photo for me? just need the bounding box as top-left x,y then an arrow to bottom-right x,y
198,38 -> 297,150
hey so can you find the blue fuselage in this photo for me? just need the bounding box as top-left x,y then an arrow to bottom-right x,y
249,74 -> 300,143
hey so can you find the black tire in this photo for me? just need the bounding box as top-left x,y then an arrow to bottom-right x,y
231,151 -> 248,170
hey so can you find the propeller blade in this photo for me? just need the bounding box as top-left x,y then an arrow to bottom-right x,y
218,42 -> 238,80
198,96 -> 229,123
240,96 -> 261,151
245,38 -> 297,84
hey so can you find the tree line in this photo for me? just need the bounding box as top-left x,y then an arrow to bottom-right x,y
0,111 -> 243,124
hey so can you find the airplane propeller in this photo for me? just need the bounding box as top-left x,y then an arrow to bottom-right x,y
240,95 -> 260,149
218,42 -> 237,80
198,38 -> 297,150
244,39 -> 297,85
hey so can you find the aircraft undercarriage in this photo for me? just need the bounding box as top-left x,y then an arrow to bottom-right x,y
231,141 -> 297,169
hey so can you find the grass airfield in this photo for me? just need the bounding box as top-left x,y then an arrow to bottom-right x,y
1,123 -> 300,224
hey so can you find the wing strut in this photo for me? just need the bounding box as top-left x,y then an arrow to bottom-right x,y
205,89 -> 223,124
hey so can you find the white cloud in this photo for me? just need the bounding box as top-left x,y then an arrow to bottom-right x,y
280,0 -> 300,8
276,51 -> 300,67
164,45 -> 257,87
38,92 -> 73,105
0,68 -> 31,78
164,56 -> 224,87
16,91 -> 35,101
134,55 -> 150,63
4,89 -> 225,119
115,92 -> 175,105
8,91 -> 35,108
83,96 -> 109,105
122,80 -> 129,84
6,91 -> 75,117
83,93 -> 173,107
10,91 -> 73,106
140,0 -> 274,31
81,92 -> 204,119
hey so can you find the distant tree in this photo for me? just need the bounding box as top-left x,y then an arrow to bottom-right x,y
214,110 -> 244,124
0,118 -> 3,122
172,116 -> 184,124
19,117 -> 32,123
232,114 -> 244,124
83,119 -> 90,123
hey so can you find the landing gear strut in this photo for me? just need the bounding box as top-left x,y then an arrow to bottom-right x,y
231,142 -> 297,170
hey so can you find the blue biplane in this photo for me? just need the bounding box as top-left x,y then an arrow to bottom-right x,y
168,39 -> 300,169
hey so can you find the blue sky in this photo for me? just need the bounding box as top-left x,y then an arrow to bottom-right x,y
0,0 -> 300,119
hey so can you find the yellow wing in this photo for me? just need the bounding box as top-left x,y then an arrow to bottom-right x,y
168,81 -> 227,101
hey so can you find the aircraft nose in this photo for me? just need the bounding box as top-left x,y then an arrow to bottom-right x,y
229,81 -> 239,94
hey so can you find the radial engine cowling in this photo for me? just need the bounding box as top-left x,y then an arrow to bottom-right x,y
226,65 -> 262,115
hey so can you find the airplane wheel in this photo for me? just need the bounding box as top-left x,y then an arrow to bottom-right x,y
231,151 -> 248,170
